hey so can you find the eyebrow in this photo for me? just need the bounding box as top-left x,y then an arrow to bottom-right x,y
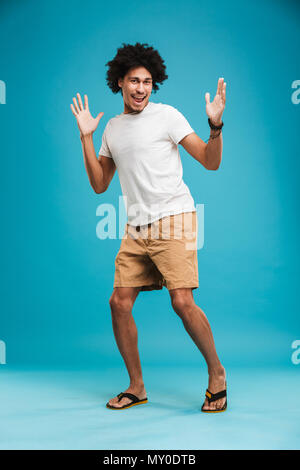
128,76 -> 152,81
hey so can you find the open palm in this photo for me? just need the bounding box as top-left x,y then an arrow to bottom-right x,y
70,93 -> 104,136
205,78 -> 226,125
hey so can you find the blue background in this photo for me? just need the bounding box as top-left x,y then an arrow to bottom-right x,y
0,0 -> 300,451
0,0 -> 299,368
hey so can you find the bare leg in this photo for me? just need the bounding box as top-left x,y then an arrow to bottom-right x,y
169,288 -> 226,411
107,287 -> 147,408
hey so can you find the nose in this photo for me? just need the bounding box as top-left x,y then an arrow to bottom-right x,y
136,82 -> 145,94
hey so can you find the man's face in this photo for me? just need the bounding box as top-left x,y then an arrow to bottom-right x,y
118,66 -> 153,114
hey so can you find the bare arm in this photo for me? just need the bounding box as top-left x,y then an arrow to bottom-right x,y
180,129 -> 223,171
204,127 -> 223,170
80,134 -> 116,193
70,93 -> 115,193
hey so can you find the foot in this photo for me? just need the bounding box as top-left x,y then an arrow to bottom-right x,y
202,366 -> 226,411
107,384 -> 147,408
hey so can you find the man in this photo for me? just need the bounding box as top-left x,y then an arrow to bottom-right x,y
70,42 -> 227,412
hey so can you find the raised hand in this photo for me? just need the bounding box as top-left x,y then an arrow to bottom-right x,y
205,78 -> 226,126
70,93 -> 104,136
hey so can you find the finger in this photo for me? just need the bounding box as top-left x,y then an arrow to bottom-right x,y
72,97 -> 80,113
205,92 -> 210,105
95,112 -> 104,124
222,82 -> 226,103
84,94 -> 89,110
77,93 -> 84,111
217,77 -> 223,95
70,103 -> 78,116
220,82 -> 226,103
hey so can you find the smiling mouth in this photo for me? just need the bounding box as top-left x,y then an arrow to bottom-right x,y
132,96 -> 145,104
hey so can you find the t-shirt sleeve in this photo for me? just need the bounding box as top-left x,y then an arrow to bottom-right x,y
98,122 -> 112,158
166,105 -> 194,145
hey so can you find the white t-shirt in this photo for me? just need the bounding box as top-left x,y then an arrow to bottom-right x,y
98,101 -> 196,226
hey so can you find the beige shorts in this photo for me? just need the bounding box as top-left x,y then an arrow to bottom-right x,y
113,211 -> 199,291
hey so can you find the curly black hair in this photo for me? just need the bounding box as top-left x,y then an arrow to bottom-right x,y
105,42 -> 168,94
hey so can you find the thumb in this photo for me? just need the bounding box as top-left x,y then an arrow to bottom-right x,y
96,112 -> 104,124
205,92 -> 210,105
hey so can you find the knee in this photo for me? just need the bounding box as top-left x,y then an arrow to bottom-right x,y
109,292 -> 133,315
171,294 -> 194,317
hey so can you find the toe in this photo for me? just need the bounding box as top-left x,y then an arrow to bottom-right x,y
109,397 -> 131,408
108,397 -> 118,406
218,400 -> 224,409
117,398 -> 131,408
215,398 -> 225,410
108,396 -> 121,407
202,397 -> 210,410
202,397 -> 223,411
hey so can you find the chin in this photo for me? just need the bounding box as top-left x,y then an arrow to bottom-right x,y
126,97 -> 148,114
137,99 -> 148,110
